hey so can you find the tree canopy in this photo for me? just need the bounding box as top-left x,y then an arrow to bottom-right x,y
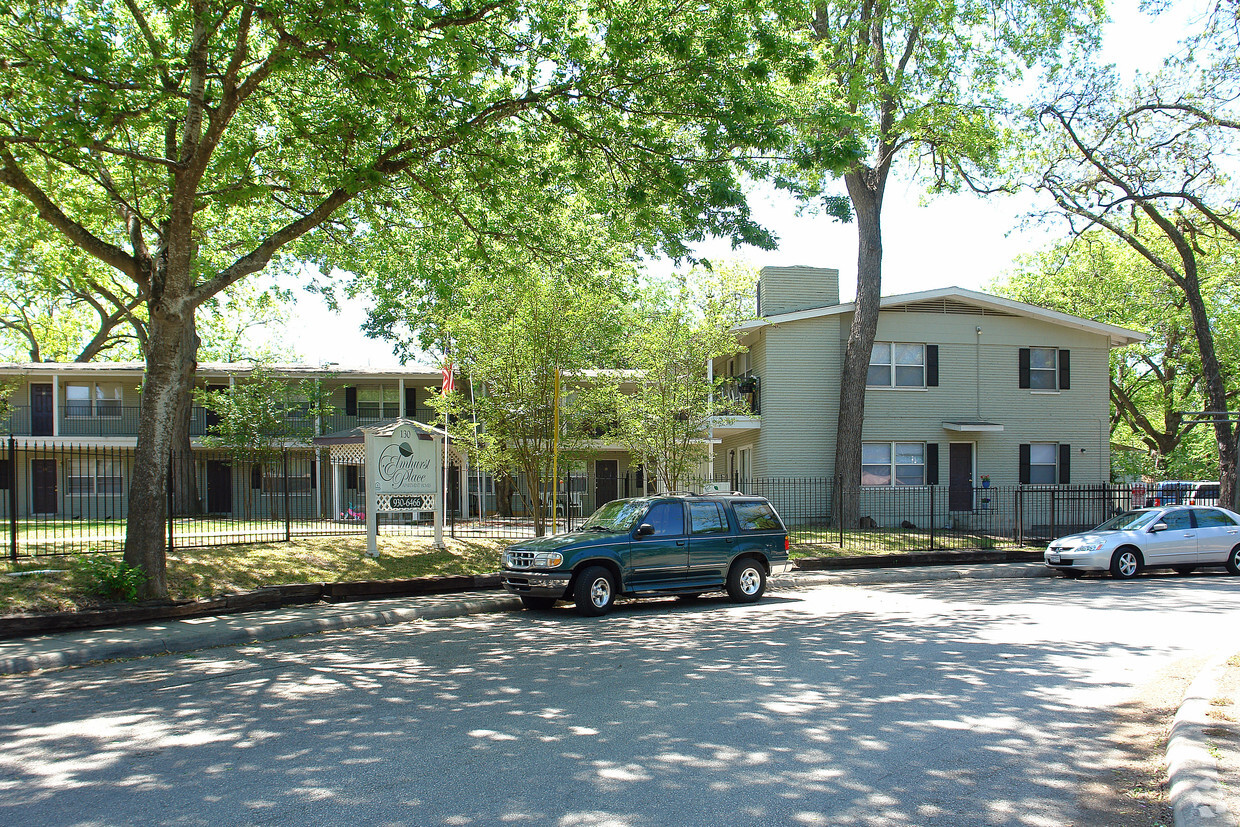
0,0 -> 858,595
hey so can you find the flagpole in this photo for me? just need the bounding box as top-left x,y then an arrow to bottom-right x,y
438,340 -> 452,550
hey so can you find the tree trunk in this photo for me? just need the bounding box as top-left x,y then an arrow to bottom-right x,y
1177,268 -> 1236,507
170,317 -> 202,516
123,308 -> 197,600
834,168 -> 886,529
497,473 -> 514,518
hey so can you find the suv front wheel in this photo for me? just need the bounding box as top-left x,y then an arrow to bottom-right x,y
727,558 -> 767,603
574,566 -> 617,616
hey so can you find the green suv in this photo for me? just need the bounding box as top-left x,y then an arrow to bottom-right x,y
500,493 -> 791,616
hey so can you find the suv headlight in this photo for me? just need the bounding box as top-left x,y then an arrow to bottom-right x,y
533,552 -> 563,568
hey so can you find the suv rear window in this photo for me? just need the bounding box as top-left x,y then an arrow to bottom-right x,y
733,500 -> 781,531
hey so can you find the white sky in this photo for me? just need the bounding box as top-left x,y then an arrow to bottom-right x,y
280,0 -> 1206,370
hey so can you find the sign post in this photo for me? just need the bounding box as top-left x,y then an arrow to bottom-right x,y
362,420 -> 442,557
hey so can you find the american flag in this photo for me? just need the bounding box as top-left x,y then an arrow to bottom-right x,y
441,362 -> 455,396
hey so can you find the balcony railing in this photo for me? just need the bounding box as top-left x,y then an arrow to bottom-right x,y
718,374 -> 760,416
0,405 -> 446,439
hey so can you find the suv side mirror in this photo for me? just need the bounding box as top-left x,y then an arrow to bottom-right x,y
1150,522 -> 1168,533
635,523 -> 654,537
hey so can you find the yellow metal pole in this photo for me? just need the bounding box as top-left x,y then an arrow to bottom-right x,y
551,368 -> 560,534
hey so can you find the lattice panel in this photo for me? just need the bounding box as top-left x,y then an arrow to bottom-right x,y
330,444 -> 365,465
378,493 -> 436,512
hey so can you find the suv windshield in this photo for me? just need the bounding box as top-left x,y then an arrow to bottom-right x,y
580,499 -> 647,533
1094,510 -> 1160,532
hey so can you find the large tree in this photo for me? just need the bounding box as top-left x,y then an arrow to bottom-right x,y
1027,7 -> 1240,505
787,0 -> 1102,525
0,0 -> 854,597
996,229 -> 1240,479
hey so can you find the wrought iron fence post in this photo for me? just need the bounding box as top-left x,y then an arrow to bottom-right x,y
1050,489 -> 1057,541
1016,485 -> 1024,547
166,453 -> 175,552
928,485 -> 936,549
283,449 -> 291,543
836,475 -> 844,548
8,436 -> 16,561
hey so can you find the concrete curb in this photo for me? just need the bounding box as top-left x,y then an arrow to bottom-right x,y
1168,651 -> 1239,827
0,594 -> 523,676
0,563 -> 1056,677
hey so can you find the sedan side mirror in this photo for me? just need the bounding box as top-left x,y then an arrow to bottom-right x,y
635,523 -> 654,537
1149,522 -> 1168,533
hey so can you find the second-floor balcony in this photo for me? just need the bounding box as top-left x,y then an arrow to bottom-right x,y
1,405 -> 447,440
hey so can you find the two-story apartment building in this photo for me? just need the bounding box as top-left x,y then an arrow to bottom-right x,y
709,266 -> 1147,526
0,361 -> 647,522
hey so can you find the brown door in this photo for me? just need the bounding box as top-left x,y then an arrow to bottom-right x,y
948,444 -> 974,511
30,384 -> 53,436
31,458 -> 57,514
207,460 -> 232,514
595,460 -> 618,507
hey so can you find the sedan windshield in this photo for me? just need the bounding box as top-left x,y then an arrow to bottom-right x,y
580,499 -> 647,533
1093,510 -> 1161,532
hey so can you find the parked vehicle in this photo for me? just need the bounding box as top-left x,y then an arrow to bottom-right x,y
500,493 -> 791,616
1143,480 -> 1219,507
1044,505 -> 1240,579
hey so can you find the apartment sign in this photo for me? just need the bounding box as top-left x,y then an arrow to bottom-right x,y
367,426 -> 437,496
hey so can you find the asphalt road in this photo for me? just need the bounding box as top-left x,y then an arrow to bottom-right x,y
2,575 -> 1239,827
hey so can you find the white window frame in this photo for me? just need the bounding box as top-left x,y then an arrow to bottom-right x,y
862,441 -> 926,486
1029,442 -> 1059,485
1029,347 -> 1058,391
867,343 -> 926,389
67,457 -> 123,496
65,383 -> 123,417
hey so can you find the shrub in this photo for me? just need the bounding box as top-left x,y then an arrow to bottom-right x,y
69,554 -> 147,603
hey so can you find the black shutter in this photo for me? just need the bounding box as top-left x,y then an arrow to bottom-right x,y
310,459 -> 317,489
250,464 -> 261,490
926,345 -> 939,387
1019,444 -> 1031,484
1058,349 -> 1071,389
405,386 -> 418,418
345,386 -> 357,416
1059,444 -> 1071,484
926,443 -> 939,485
346,465 -> 358,489
1018,348 -> 1031,389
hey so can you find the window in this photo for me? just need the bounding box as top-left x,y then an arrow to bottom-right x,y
1195,509 -> 1237,528
357,386 -> 399,419
1161,509 -> 1194,531
868,343 -> 937,388
65,385 -> 92,417
641,502 -> 685,537
65,383 -> 123,417
263,465 -> 312,495
1028,443 -> 1058,484
733,500 -> 781,531
1020,348 -> 1070,390
67,457 -> 123,495
690,501 -> 728,534
861,442 -> 925,486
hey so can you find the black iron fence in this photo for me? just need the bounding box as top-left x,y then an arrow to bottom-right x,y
0,440 -> 1172,559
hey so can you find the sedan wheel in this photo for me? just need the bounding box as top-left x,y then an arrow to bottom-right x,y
573,566 -> 617,616
1227,546 -> 1240,576
1109,548 -> 1142,580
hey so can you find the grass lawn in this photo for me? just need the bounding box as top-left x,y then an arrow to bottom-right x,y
1,528 -> 1031,617
0,535 -> 510,617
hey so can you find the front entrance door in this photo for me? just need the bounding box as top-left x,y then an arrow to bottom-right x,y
595,460 -> 618,507
31,459 -> 57,514
207,460 -> 232,514
948,443 -> 974,511
30,384 -> 53,436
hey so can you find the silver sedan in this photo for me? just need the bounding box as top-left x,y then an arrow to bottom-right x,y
1044,505 -> 1240,579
